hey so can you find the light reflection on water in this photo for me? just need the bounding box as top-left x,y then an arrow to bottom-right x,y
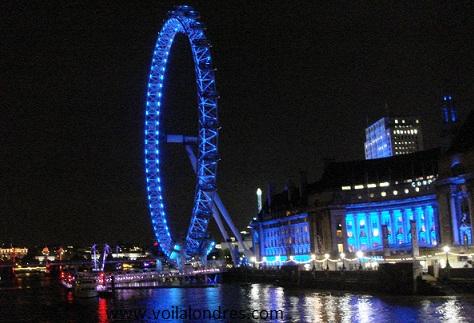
1,274 -> 474,322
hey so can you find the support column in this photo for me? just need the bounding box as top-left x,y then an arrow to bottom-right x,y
390,210 -> 396,246
411,219 -> 420,257
354,213 -> 360,251
309,213 -> 319,254
436,185 -> 454,245
466,184 -> 474,245
211,205 -> 239,266
367,212 -> 373,250
403,209 -> 411,244
330,210 -> 339,252
449,186 -> 460,245
341,213 -> 348,252
259,224 -> 265,261
423,206 -> 432,246
213,193 -> 252,257
321,210 -> 332,253
184,144 -> 252,258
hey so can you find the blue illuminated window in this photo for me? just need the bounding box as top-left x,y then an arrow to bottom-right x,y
358,213 -> 368,250
346,214 -> 356,252
393,209 -> 404,245
345,200 -> 439,252
460,226 -> 472,245
370,212 -> 381,248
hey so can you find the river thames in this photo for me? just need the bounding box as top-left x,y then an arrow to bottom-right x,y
1,273 -> 474,322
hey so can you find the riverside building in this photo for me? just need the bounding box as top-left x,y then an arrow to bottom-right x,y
252,99 -> 473,266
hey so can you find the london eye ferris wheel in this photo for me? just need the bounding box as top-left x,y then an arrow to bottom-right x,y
144,5 -> 250,265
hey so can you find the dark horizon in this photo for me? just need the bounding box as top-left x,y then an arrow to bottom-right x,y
2,1 -> 473,246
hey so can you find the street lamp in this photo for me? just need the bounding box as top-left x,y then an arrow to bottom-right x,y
340,252 -> 346,271
443,245 -> 451,269
324,253 -> 330,270
356,250 -> 364,270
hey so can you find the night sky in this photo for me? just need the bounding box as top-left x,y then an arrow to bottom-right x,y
2,1 -> 473,246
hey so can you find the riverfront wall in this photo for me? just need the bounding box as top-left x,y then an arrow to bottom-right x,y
223,263 -> 432,295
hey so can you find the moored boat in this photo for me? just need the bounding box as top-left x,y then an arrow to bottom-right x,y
74,272 -> 98,298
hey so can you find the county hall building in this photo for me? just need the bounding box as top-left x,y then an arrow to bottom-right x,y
251,104 -> 473,265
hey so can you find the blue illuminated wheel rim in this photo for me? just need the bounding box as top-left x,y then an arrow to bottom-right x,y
144,5 -> 219,260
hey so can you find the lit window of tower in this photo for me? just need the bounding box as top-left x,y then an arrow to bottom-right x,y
364,116 -> 423,159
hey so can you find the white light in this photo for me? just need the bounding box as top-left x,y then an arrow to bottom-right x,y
367,183 -> 376,188
289,255 -> 294,261
393,190 -> 398,195
341,186 -> 351,191
443,245 -> 450,253
256,188 -> 262,196
340,252 -> 346,259
354,185 -> 364,190
324,253 -> 330,259
381,192 -> 387,197
415,187 -> 420,192
262,257 -> 267,262
250,256 -> 256,263
275,255 -> 281,262
379,182 -> 390,187
356,250 -> 364,258
404,188 -> 409,194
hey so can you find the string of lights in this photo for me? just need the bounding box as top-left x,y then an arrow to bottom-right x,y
250,249 -> 473,265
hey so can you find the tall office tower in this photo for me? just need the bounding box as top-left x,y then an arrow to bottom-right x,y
365,116 -> 424,159
440,95 -> 459,150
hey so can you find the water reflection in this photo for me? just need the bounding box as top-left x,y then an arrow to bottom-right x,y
355,296 -> 372,323
436,297 -> 465,323
2,275 -> 474,322
97,297 -> 108,323
228,284 -> 474,322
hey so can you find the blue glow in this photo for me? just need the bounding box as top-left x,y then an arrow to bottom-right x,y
460,226 -> 472,245
204,241 -> 215,256
365,117 -> 393,159
441,95 -> 457,124
370,211 -> 381,248
144,5 -> 219,261
346,214 -> 356,252
293,254 -> 311,262
345,196 -> 439,251
259,213 -> 311,258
